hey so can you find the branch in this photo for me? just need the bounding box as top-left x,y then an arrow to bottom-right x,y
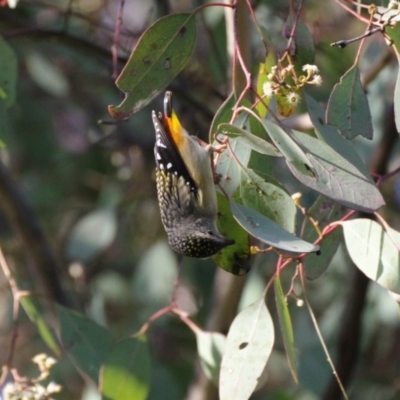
0,161 -> 71,306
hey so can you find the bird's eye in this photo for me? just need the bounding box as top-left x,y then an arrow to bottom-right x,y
207,230 -> 214,236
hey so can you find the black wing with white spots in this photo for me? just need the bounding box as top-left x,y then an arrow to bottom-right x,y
152,111 -> 197,195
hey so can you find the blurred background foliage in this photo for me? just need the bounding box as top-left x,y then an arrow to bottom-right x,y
0,0 -> 400,399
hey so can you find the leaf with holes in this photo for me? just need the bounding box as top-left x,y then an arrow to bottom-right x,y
109,13 -> 196,118
326,65 -> 373,140
100,337 -> 151,400
231,202 -> 319,253
274,276 -> 298,383
219,298 -> 274,400
340,219 -> 400,294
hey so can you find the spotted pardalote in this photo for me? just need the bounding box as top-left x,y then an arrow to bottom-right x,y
152,91 -> 234,258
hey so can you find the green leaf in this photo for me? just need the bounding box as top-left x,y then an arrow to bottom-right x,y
288,129 -> 385,212
109,13 -> 196,118
216,138 -> 251,197
21,296 -> 61,357
340,219 -> 400,294
386,24 -> 400,133
217,123 -> 281,157
291,20 -> 315,76
326,65 -> 373,140
0,37 -> 17,107
212,193 -> 250,276
196,331 -> 226,385
239,167 -> 296,233
58,305 -> 114,383
274,276 -> 298,383
219,298 -> 274,400
65,207 -> 118,263
301,195 -> 345,279
230,202 -> 319,253
100,337 -> 151,400
251,114 -> 316,178
304,92 -> 372,174
209,92 -> 236,142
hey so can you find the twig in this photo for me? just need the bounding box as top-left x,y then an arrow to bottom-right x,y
111,0 -> 126,80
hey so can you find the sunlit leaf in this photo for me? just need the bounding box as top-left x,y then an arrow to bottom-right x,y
239,167 -> 296,233
340,219 -> 400,294
219,298 -> 274,400
58,306 -> 114,383
109,13 -> 196,118
196,331 -> 226,385
100,337 -> 151,400
288,129 -> 385,212
274,276 -> 298,383
326,65 -> 373,139
231,202 -> 319,253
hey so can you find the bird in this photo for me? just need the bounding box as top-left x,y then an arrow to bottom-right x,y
152,91 -> 234,258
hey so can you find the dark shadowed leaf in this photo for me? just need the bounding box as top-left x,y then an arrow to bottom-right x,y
219,298 -> 274,400
301,195 -> 345,279
291,20 -> 315,75
100,337 -> 151,400
326,65 -> 373,139
0,37 -> 17,107
58,306 -> 114,384
274,276 -> 298,383
340,219 -> 400,294
196,331 -> 226,385
288,129 -> 385,212
213,193 -> 250,276
231,202 -> 319,253
109,13 -> 196,118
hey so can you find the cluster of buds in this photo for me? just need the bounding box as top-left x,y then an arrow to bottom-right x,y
263,63 -> 322,108
2,354 -> 62,400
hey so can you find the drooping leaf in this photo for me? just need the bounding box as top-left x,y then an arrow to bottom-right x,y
301,195 -> 345,279
326,65 -> 373,140
340,219 -> 400,294
21,296 -> 61,357
288,129 -> 385,212
219,298 -> 274,400
213,193 -> 250,276
216,138 -> 251,197
109,13 -> 197,118
196,331 -> 226,385
217,123 -> 281,157
305,92 -> 372,174
239,167 -> 296,233
231,202 -> 319,253
58,305 -> 114,384
100,337 -> 151,400
274,276 -> 298,383
386,24 -> 400,133
0,37 -> 17,108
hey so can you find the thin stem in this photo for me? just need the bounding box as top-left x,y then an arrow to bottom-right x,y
112,0 -> 126,79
